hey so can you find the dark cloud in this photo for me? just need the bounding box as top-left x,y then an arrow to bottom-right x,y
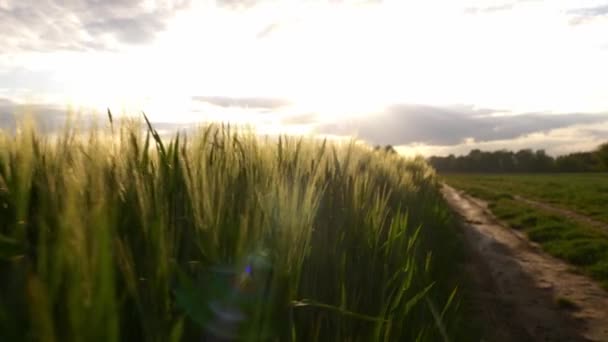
192,96 -> 291,109
0,0 -> 191,52
314,104 -> 608,145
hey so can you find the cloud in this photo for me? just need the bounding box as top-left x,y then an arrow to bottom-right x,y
399,120 -> 608,157
314,104 -> 608,146
463,0 -> 548,15
0,98 -> 70,133
2,95 -> 607,159
192,96 -> 291,109
0,98 -> 14,106
568,4 -> 608,17
0,68 -> 60,92
464,3 -> 514,14
0,0 -> 191,52
256,22 -> 282,39
215,0 -> 266,9
85,15 -> 166,45
568,4 -> 608,25
280,113 -> 318,125
0,98 -> 193,135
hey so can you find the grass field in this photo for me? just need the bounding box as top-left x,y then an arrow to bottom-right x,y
445,173 -> 608,223
443,173 -> 608,289
0,118 -> 473,341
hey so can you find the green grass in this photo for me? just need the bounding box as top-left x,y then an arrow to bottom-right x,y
0,117 -> 473,341
556,297 -> 577,311
443,174 -> 608,289
445,173 -> 608,223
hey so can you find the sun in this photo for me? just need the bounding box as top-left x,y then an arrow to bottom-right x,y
50,1 -> 462,120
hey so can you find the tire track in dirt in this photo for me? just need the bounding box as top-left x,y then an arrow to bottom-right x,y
442,184 -> 608,342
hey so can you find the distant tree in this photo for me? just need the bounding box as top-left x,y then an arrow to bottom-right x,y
596,142 -> 608,170
495,150 -> 516,172
515,149 -> 535,172
533,150 -> 554,172
427,144 -> 608,173
375,145 -> 397,154
384,145 -> 397,154
556,153 -> 586,172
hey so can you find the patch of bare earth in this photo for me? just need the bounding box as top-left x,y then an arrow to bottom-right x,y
441,185 -> 608,342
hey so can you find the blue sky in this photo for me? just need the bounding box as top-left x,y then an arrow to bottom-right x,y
1,0 -> 608,155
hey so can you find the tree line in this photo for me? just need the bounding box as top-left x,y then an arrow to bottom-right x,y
428,142 -> 608,173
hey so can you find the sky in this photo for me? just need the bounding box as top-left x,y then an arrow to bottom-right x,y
1,0 -> 608,156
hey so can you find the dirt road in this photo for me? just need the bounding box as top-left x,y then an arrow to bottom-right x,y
441,185 -> 608,342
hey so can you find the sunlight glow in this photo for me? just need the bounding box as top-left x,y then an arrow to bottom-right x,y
15,0 -> 608,125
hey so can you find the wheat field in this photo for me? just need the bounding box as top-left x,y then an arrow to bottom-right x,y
0,116 -> 466,341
